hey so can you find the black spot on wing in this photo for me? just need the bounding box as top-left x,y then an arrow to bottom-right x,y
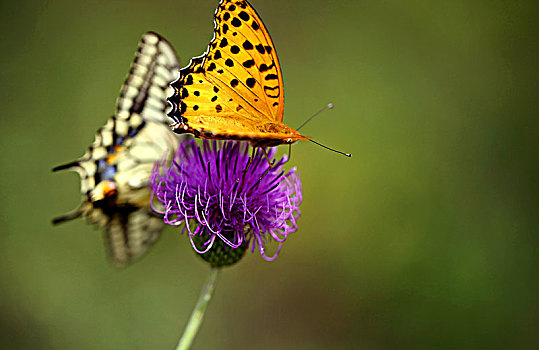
180,101 -> 187,113
255,44 -> 265,54
246,77 -> 256,88
243,40 -> 254,50
259,62 -> 275,72
243,59 -> 255,68
238,11 -> 250,21
231,17 -> 242,27
264,85 -> 280,98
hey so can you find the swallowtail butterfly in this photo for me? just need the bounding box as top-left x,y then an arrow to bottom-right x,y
53,32 -> 186,266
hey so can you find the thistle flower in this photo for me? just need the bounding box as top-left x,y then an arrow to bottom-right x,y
150,140 -> 302,266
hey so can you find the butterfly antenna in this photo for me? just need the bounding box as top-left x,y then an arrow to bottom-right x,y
310,139 -> 352,157
296,103 -> 334,131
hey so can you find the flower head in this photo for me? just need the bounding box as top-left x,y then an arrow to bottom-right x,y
151,140 -> 302,265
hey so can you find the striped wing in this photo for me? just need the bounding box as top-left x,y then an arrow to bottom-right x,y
53,32 -> 183,266
104,202 -> 164,265
116,31 -> 180,124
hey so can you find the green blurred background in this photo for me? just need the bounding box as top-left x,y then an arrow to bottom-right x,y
1,0 -> 537,348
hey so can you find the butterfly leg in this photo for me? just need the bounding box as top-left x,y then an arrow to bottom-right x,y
242,146 -> 257,174
251,146 -> 257,164
285,144 -> 292,164
243,147 -> 273,176
261,148 -> 273,168
240,146 -> 257,191
248,148 -> 274,188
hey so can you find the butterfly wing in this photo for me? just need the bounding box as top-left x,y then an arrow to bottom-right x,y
105,206 -> 163,266
116,31 -> 180,124
53,32 -> 183,266
55,119 -> 179,266
168,0 -> 306,146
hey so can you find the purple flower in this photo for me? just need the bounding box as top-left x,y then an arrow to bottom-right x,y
150,140 -> 302,264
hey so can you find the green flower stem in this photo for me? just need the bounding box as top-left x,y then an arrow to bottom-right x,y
176,267 -> 220,350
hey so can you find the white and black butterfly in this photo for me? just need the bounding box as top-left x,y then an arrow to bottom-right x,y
53,32 -> 186,266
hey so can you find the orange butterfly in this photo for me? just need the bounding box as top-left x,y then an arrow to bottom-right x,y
168,0 -> 309,148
